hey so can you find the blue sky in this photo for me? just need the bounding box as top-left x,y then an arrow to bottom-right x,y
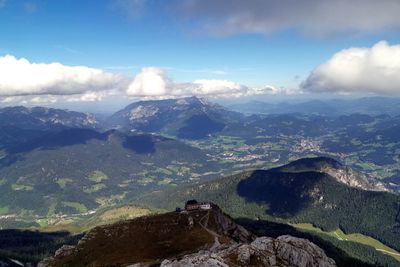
1,0 -> 400,110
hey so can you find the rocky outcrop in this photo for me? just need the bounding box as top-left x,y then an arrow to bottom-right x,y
322,165 -> 388,192
280,157 -> 389,192
160,236 -> 336,267
211,204 -> 255,242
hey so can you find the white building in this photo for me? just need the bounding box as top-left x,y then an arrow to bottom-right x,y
199,203 -> 211,210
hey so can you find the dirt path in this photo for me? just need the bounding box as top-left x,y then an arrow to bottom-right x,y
199,210 -> 221,238
333,231 -> 343,241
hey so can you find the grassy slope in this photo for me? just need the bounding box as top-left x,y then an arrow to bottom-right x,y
36,204 -> 161,234
45,210 -> 223,267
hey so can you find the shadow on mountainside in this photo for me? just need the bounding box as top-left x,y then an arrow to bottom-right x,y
177,114 -> 225,139
0,129 -> 159,168
0,229 -> 81,264
6,128 -> 107,154
236,170 -> 324,217
0,128 -> 108,168
123,135 -> 156,154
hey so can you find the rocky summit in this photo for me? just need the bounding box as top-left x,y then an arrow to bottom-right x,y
39,204 -> 336,267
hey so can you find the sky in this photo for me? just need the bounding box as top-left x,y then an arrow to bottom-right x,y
0,0 -> 400,112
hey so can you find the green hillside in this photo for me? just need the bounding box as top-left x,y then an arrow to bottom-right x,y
0,128 -> 218,221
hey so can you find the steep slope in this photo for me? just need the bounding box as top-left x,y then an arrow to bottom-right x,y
39,205 -> 336,267
106,96 -> 243,139
0,128 -> 218,219
138,157 -> 400,253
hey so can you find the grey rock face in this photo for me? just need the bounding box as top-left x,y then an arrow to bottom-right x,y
160,236 -> 337,267
212,205 -> 256,243
322,165 -> 388,192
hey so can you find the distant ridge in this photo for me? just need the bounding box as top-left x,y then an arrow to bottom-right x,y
228,97 -> 400,116
0,106 -> 99,130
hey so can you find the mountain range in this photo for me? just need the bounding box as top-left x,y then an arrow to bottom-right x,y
228,97 -> 400,116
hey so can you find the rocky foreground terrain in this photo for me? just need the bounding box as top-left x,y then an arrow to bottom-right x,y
159,235 -> 336,267
39,204 -> 336,267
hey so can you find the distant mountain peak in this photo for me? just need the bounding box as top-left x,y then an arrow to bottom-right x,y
106,97 -> 242,139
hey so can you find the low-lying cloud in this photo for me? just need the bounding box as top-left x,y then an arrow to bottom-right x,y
126,67 -> 281,98
0,55 -> 288,103
301,41 -> 400,95
0,55 -> 124,96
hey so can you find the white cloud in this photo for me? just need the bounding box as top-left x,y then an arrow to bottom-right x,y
178,0 -> 400,37
66,91 -> 114,102
0,95 -> 58,105
30,96 -> 58,104
0,96 -> 16,103
0,55 -> 125,96
301,41 -> 400,95
126,67 -> 287,98
0,55 -> 291,101
191,79 -> 248,97
0,90 -> 120,107
127,67 -> 168,96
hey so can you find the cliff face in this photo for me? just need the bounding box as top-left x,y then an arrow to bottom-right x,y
276,157 -> 388,192
321,165 -> 388,192
39,205 -> 336,267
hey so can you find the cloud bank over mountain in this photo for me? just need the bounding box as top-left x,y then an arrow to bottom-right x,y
126,67 -> 280,98
0,56 -> 284,103
302,41 -> 400,95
